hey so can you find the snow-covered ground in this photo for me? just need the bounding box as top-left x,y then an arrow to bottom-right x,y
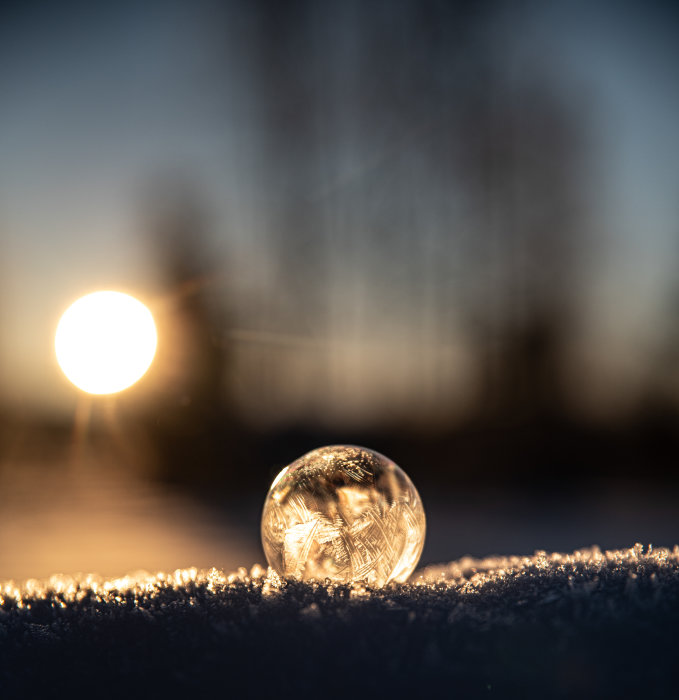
2,451 -> 678,696
1,545 -> 677,697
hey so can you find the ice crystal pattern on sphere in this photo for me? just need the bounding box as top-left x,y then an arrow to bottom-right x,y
261,445 -> 426,586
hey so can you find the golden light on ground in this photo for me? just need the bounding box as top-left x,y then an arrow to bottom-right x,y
55,291 -> 157,394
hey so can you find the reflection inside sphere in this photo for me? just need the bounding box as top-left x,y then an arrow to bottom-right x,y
261,445 -> 426,586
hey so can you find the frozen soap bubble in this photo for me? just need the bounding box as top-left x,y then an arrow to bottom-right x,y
261,445 -> 426,586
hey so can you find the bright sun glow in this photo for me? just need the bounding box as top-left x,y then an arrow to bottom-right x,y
55,291 -> 157,395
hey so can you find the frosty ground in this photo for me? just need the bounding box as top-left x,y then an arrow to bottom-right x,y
1,544 -> 678,698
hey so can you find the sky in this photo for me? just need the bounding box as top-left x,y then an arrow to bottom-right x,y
1,0 -> 679,423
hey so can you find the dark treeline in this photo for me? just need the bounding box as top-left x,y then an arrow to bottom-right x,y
107,1 -> 677,494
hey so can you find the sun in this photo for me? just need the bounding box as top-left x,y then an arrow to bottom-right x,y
55,291 -> 157,395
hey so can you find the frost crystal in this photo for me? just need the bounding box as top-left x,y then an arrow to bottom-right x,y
260,445 -> 426,586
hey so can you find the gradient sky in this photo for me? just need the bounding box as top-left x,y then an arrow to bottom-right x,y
1,0 -> 678,422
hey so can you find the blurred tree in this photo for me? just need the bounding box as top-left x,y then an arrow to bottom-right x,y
245,0 -> 330,417
457,74 -> 583,426
210,0 -> 584,442
132,181 -> 239,486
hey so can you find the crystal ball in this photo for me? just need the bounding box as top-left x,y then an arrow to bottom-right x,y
261,445 -> 426,586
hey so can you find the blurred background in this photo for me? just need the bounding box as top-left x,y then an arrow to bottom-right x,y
1,0 -> 679,580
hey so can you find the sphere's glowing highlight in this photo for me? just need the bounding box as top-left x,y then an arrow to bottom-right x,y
55,291 -> 157,394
